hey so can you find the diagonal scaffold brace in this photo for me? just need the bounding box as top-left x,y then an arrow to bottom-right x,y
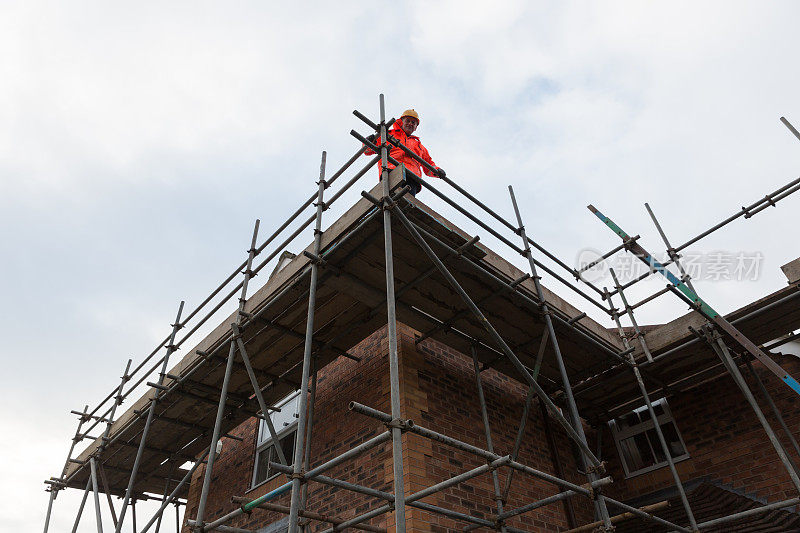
588,204 -> 800,397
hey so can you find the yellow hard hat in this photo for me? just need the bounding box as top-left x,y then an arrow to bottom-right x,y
401,109 -> 420,123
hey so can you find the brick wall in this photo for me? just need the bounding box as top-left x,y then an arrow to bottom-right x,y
181,323 -> 601,532
598,353 -> 800,508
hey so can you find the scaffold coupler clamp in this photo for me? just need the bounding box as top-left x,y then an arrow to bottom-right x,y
290,469 -> 306,481
594,525 -> 616,533
385,417 -> 408,432
587,460 -> 607,476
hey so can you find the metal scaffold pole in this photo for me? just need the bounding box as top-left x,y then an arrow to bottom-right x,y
470,344 -> 507,532
376,94 -> 408,532
193,219 -> 263,532
605,271 -> 697,531
299,356 -> 318,532
117,302 -> 185,533
90,457 -> 104,533
288,150 -> 328,532
507,185 -> 613,530
702,326 -> 800,493
44,401 -> 93,533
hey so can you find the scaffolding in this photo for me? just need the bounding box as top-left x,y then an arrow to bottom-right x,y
43,95 -> 800,533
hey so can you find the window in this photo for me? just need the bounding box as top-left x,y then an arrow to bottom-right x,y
609,398 -> 689,477
252,391 -> 300,488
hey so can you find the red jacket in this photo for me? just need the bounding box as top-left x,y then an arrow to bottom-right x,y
364,119 -> 439,178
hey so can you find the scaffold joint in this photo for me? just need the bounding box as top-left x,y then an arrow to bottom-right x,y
385,418 -> 408,431
587,461 -> 607,475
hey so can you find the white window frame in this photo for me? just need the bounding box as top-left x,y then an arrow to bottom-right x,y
608,398 -> 689,478
251,391 -> 300,489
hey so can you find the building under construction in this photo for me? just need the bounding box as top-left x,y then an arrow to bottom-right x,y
44,96 -> 800,532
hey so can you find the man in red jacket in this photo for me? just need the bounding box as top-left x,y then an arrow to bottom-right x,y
364,109 -> 445,196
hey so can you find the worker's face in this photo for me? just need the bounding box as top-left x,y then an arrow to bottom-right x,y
401,116 -> 419,135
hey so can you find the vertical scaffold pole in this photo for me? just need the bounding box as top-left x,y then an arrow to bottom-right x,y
99,359 -> 132,529
470,345 -> 507,532
605,275 -> 697,530
194,220 -> 261,531
300,356 -> 318,532
704,328 -> 800,493
288,151 -> 328,532
117,302 -> 185,533
742,356 -> 800,464
90,457 -> 104,533
507,185 -> 612,529
44,402 -> 93,533
378,94 -> 408,532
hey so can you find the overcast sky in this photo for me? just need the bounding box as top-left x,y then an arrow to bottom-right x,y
2,2 -> 800,531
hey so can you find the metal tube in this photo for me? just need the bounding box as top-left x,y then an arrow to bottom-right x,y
90,458 -> 104,533
71,479 -> 92,533
300,358 -> 318,532
743,355 -> 800,463
470,345 -> 507,531
375,94 -> 407,533
42,491 -> 56,533
233,328 -> 287,466
644,203 -> 698,294
45,401 -> 95,533
675,175 -> 800,253
390,205 -> 602,467
500,377 -> 537,504
639,289 -> 800,368
601,496 -> 690,532
403,216 -> 623,361
609,268 -> 654,363
498,477 -> 614,522
605,284 -> 697,529
271,462 -> 503,530
224,430 -> 390,525
288,151 -> 328,532
563,500 -> 670,533
782,116 -> 800,141
231,496 -> 386,533
409,456 -> 510,503
707,331 -> 800,492
193,341 -> 237,532
140,449 -> 209,533
116,302 -> 185,533
98,464 -> 118,528
350,403 -> 604,497
507,185 -> 611,526
187,521 -> 254,533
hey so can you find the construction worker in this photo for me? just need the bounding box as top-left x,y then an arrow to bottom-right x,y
364,109 -> 445,196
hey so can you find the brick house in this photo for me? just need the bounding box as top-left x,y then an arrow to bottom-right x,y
57,171 -> 800,533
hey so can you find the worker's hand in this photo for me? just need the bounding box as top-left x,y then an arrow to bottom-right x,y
436,167 -> 447,179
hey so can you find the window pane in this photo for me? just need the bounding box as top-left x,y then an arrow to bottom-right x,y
620,433 -> 655,472
254,447 -> 271,485
661,422 -> 686,456
280,433 -> 296,466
